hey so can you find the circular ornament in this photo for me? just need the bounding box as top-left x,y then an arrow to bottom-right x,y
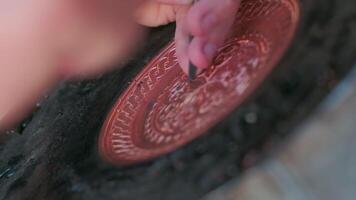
99,0 -> 300,165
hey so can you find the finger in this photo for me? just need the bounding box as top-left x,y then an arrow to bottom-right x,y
188,37 -> 217,69
186,0 -> 240,37
0,0 -> 65,129
186,0 -> 240,68
0,0 -> 143,129
0,52 -> 58,130
135,1 -> 176,27
174,6 -> 190,74
58,20 -> 144,79
56,0 -> 144,78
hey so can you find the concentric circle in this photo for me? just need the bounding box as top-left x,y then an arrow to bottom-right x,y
99,0 -> 300,165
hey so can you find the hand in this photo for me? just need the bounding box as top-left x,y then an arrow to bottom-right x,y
0,0 -> 143,129
136,0 -> 241,74
0,0 -> 240,130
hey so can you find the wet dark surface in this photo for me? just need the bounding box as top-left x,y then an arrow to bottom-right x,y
0,0 -> 356,199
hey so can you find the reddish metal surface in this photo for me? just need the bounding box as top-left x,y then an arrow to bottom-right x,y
99,0 -> 300,165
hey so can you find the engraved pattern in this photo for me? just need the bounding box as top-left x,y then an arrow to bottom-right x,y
99,0 -> 300,165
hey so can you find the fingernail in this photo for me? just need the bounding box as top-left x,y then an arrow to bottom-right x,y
202,14 -> 217,32
203,43 -> 217,61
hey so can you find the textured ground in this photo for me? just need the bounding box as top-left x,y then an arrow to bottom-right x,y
0,0 -> 355,199
204,67 -> 356,200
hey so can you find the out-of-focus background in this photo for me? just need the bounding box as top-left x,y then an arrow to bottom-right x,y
204,67 -> 356,200
0,0 -> 355,199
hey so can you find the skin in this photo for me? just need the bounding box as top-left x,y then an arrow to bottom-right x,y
137,0 -> 240,73
0,0 -> 240,130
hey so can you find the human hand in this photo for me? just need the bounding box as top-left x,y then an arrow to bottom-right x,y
0,0 -> 143,129
136,0 -> 241,74
0,0 -> 240,130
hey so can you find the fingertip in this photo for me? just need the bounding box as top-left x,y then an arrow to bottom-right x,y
178,55 -> 190,74
188,38 -> 217,69
188,38 -> 210,69
203,42 -> 218,62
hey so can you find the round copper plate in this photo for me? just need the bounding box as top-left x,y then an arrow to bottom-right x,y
99,0 -> 300,165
